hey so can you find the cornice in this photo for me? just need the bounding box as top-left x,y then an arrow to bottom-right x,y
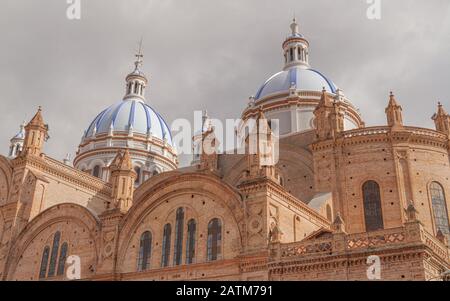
73,147 -> 178,169
311,126 -> 449,151
12,154 -> 112,197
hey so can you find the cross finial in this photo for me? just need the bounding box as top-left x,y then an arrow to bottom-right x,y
290,16 -> 299,35
134,37 -> 144,68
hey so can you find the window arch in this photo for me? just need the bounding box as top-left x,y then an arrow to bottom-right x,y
15,144 -> 21,155
57,242 -> 68,276
92,165 -> 101,178
161,223 -> 171,267
185,219 -> 196,264
39,246 -> 50,279
173,208 -> 185,266
47,231 -> 61,277
134,166 -> 141,185
138,231 -> 152,271
39,232 -> 68,279
430,182 -> 449,238
362,181 -> 384,232
207,218 -> 222,261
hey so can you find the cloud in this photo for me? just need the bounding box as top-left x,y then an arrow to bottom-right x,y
0,0 -> 449,166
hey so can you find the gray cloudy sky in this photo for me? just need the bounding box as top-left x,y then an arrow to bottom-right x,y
1,0 -> 449,166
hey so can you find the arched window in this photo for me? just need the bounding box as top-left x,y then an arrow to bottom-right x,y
289,48 -> 294,61
47,231 -> 61,277
57,242 -> 68,276
134,167 -> 141,185
92,165 -> 101,178
207,218 -> 222,261
152,170 -> 159,176
362,181 -> 384,232
173,208 -> 185,266
38,232 -> 68,279
15,144 -> 21,155
326,204 -> 332,222
161,223 -> 171,267
430,182 -> 450,238
186,219 -> 196,264
39,246 -> 50,279
138,231 -> 152,271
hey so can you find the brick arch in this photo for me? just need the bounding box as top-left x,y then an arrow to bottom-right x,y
116,172 -> 245,272
0,156 -> 13,205
3,203 -> 101,280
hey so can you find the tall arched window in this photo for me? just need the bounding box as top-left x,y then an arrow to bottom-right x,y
39,246 -> 50,279
173,208 -> 185,266
47,231 -> 61,277
92,165 -> 101,178
185,219 -> 196,264
57,242 -> 68,276
134,167 -> 141,185
161,224 -> 171,267
430,182 -> 450,238
138,231 -> 152,271
362,181 -> 384,232
38,232 -> 68,279
207,218 -> 222,262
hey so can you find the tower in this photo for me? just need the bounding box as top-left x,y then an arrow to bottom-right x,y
192,110 -> 211,165
109,149 -> 137,213
8,121 -> 26,158
246,109 -> 278,181
432,102 -> 450,135
385,92 -> 404,128
21,107 -> 48,157
313,88 -> 344,140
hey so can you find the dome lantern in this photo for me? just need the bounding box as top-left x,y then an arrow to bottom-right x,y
124,42 -> 148,101
8,121 -> 26,158
283,18 -> 310,70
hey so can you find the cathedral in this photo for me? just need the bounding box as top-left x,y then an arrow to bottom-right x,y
0,19 -> 449,281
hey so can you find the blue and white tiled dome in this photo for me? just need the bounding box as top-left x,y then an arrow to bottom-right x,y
255,67 -> 337,100
84,98 -> 173,146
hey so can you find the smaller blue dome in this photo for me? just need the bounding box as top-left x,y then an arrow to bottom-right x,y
255,67 -> 337,100
84,99 -> 173,146
12,129 -> 25,140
